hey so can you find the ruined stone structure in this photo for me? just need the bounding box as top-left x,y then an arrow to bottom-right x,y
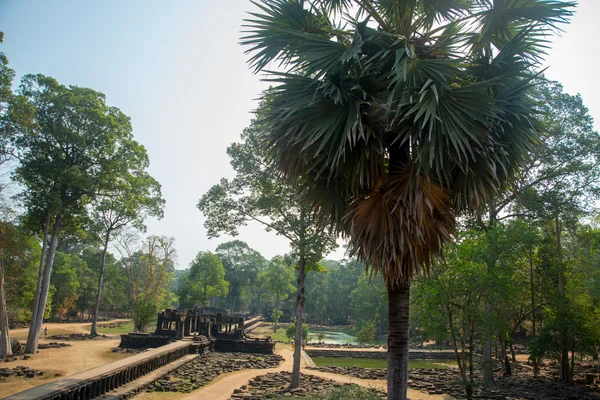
6,311 -> 274,400
119,309 -> 274,355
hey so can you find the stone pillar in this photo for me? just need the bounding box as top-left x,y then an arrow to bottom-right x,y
184,316 -> 191,337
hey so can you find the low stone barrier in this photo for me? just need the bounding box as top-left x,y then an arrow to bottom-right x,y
4,341 -> 191,400
119,333 -> 173,349
214,337 -> 275,354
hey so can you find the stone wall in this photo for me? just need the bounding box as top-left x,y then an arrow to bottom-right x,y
4,342 -> 192,400
215,338 -> 276,354
119,333 -> 173,349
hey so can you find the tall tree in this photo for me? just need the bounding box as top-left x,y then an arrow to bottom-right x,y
177,251 -> 229,309
242,1 -> 574,398
259,256 -> 295,332
508,81 -> 600,382
0,32 -> 15,356
127,235 -> 176,332
472,79 -> 600,383
198,117 -> 337,386
6,74 -> 140,353
0,32 -> 14,170
214,241 -> 264,315
89,160 -> 164,336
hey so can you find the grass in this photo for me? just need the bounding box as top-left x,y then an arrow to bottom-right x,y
249,322 -> 292,342
96,321 -> 149,334
313,357 -> 387,368
312,357 -> 456,369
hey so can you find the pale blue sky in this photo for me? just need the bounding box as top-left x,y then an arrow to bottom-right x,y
1,0 -> 598,269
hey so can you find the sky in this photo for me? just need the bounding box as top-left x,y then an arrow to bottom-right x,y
0,0 -> 598,269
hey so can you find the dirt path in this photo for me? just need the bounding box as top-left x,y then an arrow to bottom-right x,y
1,319 -> 132,398
9,318 -> 130,340
134,345 -> 449,400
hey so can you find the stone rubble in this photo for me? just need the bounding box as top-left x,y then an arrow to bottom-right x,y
0,366 -> 46,379
38,342 -> 71,349
48,333 -> 106,340
307,365 -> 600,400
228,371 -> 385,399
146,352 -> 284,394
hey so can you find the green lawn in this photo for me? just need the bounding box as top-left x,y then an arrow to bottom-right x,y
96,321 -> 149,334
312,357 -> 456,369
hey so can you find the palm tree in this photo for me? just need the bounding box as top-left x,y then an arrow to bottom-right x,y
242,1 -> 574,398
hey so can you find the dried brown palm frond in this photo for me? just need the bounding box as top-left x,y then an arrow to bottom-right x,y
345,166 -> 455,289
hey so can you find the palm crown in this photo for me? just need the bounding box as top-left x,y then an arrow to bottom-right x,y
242,0 -> 574,286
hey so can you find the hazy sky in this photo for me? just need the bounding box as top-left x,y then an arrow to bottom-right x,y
1,0 -> 598,269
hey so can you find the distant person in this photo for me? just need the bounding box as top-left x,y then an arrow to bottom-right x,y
43,327 -> 48,338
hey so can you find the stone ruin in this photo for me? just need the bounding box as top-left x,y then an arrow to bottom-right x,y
119,308 -> 275,355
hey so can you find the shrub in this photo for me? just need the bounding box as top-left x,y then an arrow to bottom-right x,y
356,321 -> 376,344
286,323 -> 309,342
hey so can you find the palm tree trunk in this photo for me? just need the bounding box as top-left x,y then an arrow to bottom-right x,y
25,214 -> 62,354
91,230 -> 111,336
290,253 -> 306,389
0,247 -> 12,357
387,281 -> 410,400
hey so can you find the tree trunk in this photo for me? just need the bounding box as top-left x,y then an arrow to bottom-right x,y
510,342 -> 516,363
503,342 -> 512,376
482,303 -> 495,385
387,281 -> 411,400
0,247 -> 12,357
467,320 -> 475,400
230,296 -> 236,316
529,248 -> 539,376
274,293 -> 280,333
290,253 -> 306,389
555,217 -> 571,383
90,231 -> 111,336
28,210 -> 51,348
25,214 -> 62,354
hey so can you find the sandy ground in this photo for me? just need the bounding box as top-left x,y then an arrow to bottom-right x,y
0,320 -> 132,398
2,321 -> 454,400
133,344 -> 452,400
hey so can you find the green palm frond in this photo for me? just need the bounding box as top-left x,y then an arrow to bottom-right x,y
243,0 -> 575,285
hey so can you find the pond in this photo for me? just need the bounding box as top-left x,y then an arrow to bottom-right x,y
308,330 -> 357,345
312,357 -> 456,369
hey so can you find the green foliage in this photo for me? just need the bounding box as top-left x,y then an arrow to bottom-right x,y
351,274 -> 388,337
0,32 -> 15,165
242,0 -> 575,286
260,257 -> 295,307
271,308 -> 283,327
286,323 -> 309,342
197,112 -> 337,274
215,240 -> 265,314
177,251 -> 228,309
0,223 -> 40,323
356,320 -> 376,344
7,74 -> 141,229
127,236 -> 176,332
50,252 -> 91,319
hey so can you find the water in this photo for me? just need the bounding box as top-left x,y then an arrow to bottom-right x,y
308,330 -> 357,345
312,357 -> 456,369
